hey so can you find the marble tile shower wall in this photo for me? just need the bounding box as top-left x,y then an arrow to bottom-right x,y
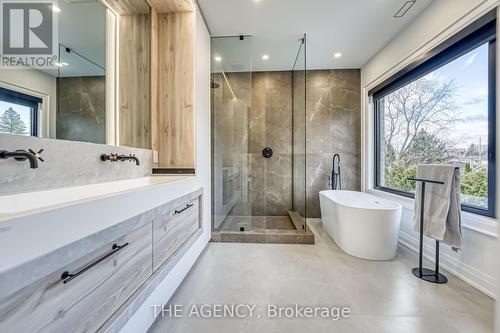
57,76 -> 106,144
212,72 -> 252,220
212,71 -> 293,217
305,70 -> 361,217
0,134 -> 153,195
250,72 -> 293,216
212,69 -> 360,218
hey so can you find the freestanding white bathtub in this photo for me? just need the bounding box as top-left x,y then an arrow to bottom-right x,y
319,190 -> 402,260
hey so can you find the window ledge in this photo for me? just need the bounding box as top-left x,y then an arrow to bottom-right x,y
366,188 -> 498,238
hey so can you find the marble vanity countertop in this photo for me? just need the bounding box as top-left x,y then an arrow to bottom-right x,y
0,175 -> 202,298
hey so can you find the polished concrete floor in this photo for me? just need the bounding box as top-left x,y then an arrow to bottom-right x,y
151,219 -> 494,333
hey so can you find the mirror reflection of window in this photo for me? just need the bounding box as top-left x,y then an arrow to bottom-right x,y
0,87 -> 41,137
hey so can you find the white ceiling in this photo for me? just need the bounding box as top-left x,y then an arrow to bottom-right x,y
199,0 -> 434,72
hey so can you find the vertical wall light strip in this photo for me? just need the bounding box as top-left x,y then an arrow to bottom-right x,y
105,8 -> 117,145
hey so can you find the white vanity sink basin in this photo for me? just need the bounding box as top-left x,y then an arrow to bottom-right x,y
0,176 -> 189,221
0,174 -> 203,298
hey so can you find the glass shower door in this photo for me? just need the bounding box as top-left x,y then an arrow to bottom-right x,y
211,36 -> 253,232
292,35 -> 307,229
211,35 -> 310,242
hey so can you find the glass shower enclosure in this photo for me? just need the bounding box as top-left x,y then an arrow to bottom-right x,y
211,35 -> 310,243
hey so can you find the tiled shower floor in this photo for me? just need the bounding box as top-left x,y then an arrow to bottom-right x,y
211,214 -> 314,244
219,215 -> 296,231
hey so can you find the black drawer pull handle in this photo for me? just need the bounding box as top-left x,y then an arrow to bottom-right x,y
175,203 -> 194,215
61,242 -> 129,284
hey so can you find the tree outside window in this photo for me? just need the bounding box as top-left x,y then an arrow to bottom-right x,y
377,43 -> 490,210
0,107 -> 28,135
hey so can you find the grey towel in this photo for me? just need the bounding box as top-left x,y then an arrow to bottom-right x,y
413,164 -> 462,250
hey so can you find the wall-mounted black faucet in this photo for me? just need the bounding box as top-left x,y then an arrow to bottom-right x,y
100,153 -> 140,166
0,149 -> 44,169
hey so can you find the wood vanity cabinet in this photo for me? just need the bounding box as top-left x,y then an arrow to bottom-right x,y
152,196 -> 200,271
0,188 -> 202,333
0,189 -> 202,333
0,222 -> 152,333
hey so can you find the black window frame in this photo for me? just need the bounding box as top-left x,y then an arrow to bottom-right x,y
0,86 -> 41,136
371,12 -> 497,218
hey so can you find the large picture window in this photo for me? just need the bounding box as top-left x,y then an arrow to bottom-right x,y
0,87 -> 42,137
373,15 -> 496,217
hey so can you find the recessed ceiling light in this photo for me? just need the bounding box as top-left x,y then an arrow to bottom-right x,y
262,54 -> 269,60
334,52 -> 342,59
214,56 -> 222,62
51,5 -> 61,12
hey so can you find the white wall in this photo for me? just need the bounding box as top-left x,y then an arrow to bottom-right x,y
361,0 -> 499,298
0,69 -> 56,138
119,7 -> 211,333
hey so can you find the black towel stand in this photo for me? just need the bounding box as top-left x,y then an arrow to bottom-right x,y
407,176 -> 451,284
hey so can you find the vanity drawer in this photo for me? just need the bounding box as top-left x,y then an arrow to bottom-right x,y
153,197 -> 200,244
0,222 -> 152,333
153,198 -> 200,271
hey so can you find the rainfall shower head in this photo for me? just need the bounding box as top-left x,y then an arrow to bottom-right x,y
211,79 -> 220,89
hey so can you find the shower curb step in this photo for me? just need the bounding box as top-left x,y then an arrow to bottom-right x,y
210,229 -> 314,244
288,211 -> 306,231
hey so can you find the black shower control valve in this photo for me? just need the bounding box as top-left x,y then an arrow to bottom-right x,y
262,147 -> 273,158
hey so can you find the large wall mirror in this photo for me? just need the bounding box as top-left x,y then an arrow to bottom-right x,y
0,0 -> 152,149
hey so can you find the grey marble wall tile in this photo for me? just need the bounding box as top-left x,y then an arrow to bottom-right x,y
266,86 -> 292,154
249,153 -> 267,216
232,71 -> 294,216
257,72 -> 293,215
57,76 -> 106,144
249,73 -> 266,154
0,134 -> 152,195
305,152 -> 361,217
304,69 -> 361,217
265,153 -> 292,216
212,69 -> 360,219
292,153 -> 306,216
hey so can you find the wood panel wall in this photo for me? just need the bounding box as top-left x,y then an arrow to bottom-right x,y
147,0 -> 193,13
107,0 -> 150,14
119,14 -> 152,149
155,12 -> 195,168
